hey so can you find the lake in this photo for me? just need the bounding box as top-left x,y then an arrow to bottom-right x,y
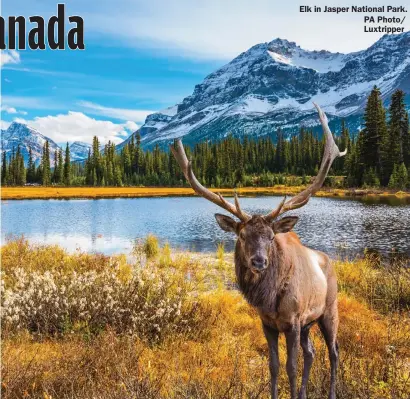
1,196 -> 409,257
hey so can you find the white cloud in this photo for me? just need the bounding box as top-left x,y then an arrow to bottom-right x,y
85,0 -> 410,58
3,0 -> 409,59
15,112 -> 139,145
1,105 -> 27,115
124,121 -> 139,131
0,50 -> 20,67
4,78 -> 12,83
1,106 -> 17,114
1,120 -> 11,130
78,101 -> 152,122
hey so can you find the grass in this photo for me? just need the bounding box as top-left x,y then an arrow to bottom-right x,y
2,185 -> 410,200
1,237 -> 410,399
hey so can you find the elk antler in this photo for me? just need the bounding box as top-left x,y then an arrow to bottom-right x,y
265,103 -> 347,222
170,139 -> 251,222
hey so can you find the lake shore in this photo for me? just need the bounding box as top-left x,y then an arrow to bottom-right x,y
2,185 -> 409,200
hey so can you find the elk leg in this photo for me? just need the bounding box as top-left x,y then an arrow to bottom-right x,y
318,302 -> 339,399
262,323 -> 280,399
285,323 -> 300,399
298,326 -> 315,399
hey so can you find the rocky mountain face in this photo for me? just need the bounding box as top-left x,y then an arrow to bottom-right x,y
69,141 -> 92,161
116,105 -> 178,151
131,31 -> 410,149
1,122 -> 60,165
0,124 -> 93,164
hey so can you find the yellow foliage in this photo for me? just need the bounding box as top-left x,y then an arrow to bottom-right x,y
3,185 -> 409,200
1,239 -> 409,398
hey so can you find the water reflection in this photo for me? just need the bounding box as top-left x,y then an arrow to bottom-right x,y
358,195 -> 410,206
1,196 -> 409,257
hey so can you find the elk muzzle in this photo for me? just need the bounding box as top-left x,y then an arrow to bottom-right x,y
250,254 -> 268,273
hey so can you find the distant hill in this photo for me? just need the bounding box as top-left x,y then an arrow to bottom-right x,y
1,122 -> 60,165
0,123 -> 92,164
69,141 -> 92,161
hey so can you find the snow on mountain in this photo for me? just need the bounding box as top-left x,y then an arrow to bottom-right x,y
69,141 -> 92,161
124,31 -> 410,149
116,104 -> 180,151
267,40 -> 347,73
1,122 -> 61,165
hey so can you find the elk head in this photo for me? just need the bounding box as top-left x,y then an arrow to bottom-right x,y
170,103 -> 346,274
214,214 -> 299,273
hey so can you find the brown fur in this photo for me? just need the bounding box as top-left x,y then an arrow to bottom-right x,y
216,214 -> 339,399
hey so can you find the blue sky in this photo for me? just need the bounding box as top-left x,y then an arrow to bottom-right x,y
1,0 -> 408,145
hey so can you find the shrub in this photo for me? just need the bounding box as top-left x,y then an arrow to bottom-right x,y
158,242 -> 172,268
1,261 -> 195,342
216,242 -> 225,267
143,234 -> 159,260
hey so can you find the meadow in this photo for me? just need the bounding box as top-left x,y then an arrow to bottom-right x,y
1,237 -> 410,399
2,185 -> 410,200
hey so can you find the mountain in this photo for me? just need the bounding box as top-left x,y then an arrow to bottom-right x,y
129,31 -> 410,149
116,105 -> 178,152
1,122 -> 60,165
69,141 -> 92,161
1,124 -> 99,165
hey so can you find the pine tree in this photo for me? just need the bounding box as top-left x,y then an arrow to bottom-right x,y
57,149 -> 64,183
134,133 -> 143,174
64,142 -> 71,185
17,146 -> 26,185
1,151 -> 8,185
363,167 -> 380,188
92,137 -> 101,184
107,161 -> 114,186
388,164 -> 399,188
396,162 -> 408,190
53,149 -> 59,183
27,147 -> 36,183
42,141 -> 51,186
114,165 -> 122,186
386,90 -> 408,178
361,86 -> 388,184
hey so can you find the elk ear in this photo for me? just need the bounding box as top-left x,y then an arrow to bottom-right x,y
273,216 -> 299,233
215,214 -> 238,234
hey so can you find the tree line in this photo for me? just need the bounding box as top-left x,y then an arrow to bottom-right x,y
1,88 -> 409,189
2,142 -> 72,186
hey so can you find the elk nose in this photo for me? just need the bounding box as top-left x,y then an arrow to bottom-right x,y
251,256 -> 268,271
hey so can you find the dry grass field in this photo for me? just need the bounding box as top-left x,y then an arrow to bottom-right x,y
2,185 -> 409,200
1,237 -> 410,399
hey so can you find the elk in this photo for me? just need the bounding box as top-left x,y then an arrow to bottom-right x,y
170,103 -> 346,399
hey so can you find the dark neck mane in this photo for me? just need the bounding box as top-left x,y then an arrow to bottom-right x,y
234,240 -> 291,312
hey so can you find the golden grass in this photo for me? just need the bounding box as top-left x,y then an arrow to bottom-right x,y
1,238 -> 410,399
2,185 -> 409,200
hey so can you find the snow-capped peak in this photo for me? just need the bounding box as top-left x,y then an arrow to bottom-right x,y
127,31 -> 409,149
267,39 -> 347,73
1,122 -> 61,165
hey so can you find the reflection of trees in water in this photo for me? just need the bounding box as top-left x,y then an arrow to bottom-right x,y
360,196 -> 410,206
